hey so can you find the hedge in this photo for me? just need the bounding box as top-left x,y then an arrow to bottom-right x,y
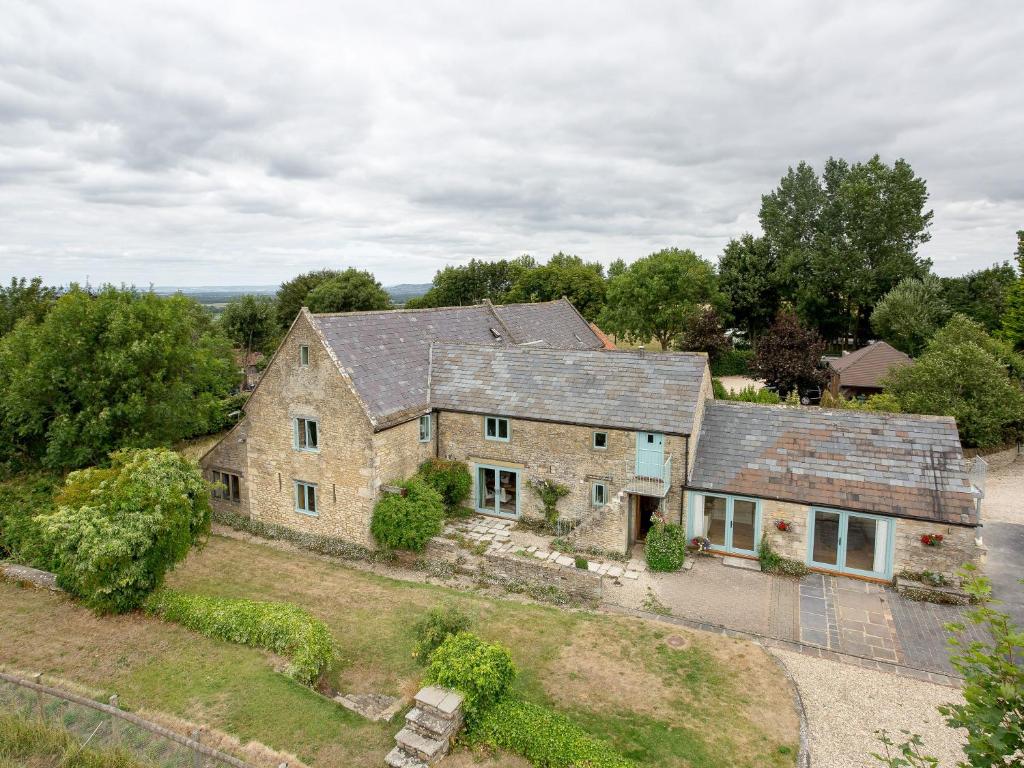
710,348 -> 753,377
644,522 -> 687,572
425,632 -> 516,724
145,589 -> 335,685
371,478 -> 445,551
469,698 -> 635,768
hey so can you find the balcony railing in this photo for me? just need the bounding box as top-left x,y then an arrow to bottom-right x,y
624,453 -> 672,498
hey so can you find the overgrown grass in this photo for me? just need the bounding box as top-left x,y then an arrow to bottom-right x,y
0,712 -> 150,768
0,532 -> 799,767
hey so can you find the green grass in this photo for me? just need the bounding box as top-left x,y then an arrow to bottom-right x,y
0,532 -> 798,767
0,712 -> 150,768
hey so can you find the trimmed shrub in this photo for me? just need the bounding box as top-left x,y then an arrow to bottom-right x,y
425,632 -> 516,724
710,348 -> 753,377
145,589 -> 335,685
727,386 -> 781,404
371,478 -> 445,551
644,522 -> 687,572
417,458 -> 472,512
469,698 -> 635,768
37,449 -> 211,613
411,603 -> 473,663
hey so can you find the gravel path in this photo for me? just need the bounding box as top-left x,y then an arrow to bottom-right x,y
980,450 -> 1024,524
771,648 -> 966,768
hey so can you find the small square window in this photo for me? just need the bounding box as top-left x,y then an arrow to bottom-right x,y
592,431 -> 608,450
592,482 -> 607,507
295,480 -> 318,516
485,416 -> 510,441
419,414 -> 431,442
299,345 -> 309,366
294,417 -> 319,451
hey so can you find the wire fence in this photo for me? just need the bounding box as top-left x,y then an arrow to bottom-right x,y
0,671 -> 280,768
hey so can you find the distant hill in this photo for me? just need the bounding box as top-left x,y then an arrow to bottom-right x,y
152,282 -> 432,313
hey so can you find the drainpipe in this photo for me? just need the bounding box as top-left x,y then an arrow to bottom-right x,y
679,435 -> 689,526
434,411 -> 440,458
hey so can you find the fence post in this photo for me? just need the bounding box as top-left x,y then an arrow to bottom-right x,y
108,695 -> 119,744
192,728 -> 202,768
33,673 -> 44,721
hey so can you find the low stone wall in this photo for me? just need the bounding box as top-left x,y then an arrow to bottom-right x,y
1,563 -> 60,591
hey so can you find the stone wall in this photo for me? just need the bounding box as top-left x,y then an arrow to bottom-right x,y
686,360 -> 714,479
480,549 -> 603,604
373,414 -> 436,490
230,311 -> 378,546
201,417 -> 251,518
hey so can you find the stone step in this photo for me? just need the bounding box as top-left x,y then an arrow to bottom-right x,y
405,706 -> 461,740
395,726 -> 448,762
414,686 -> 464,719
722,555 -> 761,571
385,746 -> 429,768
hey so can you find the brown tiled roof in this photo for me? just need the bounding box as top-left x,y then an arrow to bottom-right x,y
689,401 -> 978,525
310,299 -> 603,429
429,344 -> 708,434
829,342 -> 912,389
588,322 -> 617,350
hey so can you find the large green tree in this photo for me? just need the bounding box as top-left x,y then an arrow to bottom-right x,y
0,277 -> 57,336
601,248 -> 723,349
871,274 -> 950,355
751,310 -> 826,397
409,256 -> 537,308
275,269 -> 342,329
1002,230 -> 1024,350
883,315 -> 1024,448
304,269 -> 392,314
506,253 -> 606,320
761,156 -> 933,345
0,287 -> 236,469
941,262 -> 1018,333
219,294 -> 279,360
717,234 -> 780,340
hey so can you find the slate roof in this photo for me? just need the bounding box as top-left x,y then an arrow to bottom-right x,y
429,344 -> 709,434
689,401 -> 978,525
828,341 -> 912,389
309,299 -> 603,429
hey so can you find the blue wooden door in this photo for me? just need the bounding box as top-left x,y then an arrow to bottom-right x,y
635,432 -> 665,478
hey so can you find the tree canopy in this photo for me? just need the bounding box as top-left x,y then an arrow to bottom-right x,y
941,262 -> 1018,333
220,294 -> 279,359
1001,230 -> 1024,350
408,256 -> 536,308
0,287 -> 236,469
275,269 -> 343,329
304,269 -> 392,314
601,248 -> 722,349
676,306 -> 730,362
717,234 -> 779,340
0,276 -> 57,336
871,274 -> 950,356
751,310 -> 827,396
506,253 -> 606,320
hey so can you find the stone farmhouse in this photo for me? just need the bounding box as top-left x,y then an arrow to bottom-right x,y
201,299 -> 984,582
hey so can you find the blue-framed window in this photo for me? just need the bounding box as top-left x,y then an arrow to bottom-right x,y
475,464 -> 520,518
592,482 -> 608,506
293,417 -> 319,451
687,491 -> 761,554
419,414 -> 431,443
294,481 -> 318,516
299,345 -> 309,366
807,507 -> 894,579
592,431 -> 608,450
484,416 -> 510,442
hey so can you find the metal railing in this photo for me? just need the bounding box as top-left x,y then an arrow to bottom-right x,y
0,671 -> 277,768
624,453 -> 673,498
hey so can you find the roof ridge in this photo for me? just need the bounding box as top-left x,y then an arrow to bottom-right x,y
709,398 -> 956,423
311,298 -> 572,319
431,340 -> 707,359
481,298 -> 516,342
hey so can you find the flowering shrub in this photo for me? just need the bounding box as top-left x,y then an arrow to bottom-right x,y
645,522 -> 687,572
921,533 -> 944,546
775,520 -> 791,532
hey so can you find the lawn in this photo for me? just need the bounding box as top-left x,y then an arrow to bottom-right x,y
0,534 -> 799,767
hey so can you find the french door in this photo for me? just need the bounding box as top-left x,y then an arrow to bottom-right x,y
696,493 -> 760,555
807,509 -> 893,579
475,465 -> 520,518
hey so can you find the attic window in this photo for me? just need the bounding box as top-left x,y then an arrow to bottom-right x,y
489,327 -> 503,340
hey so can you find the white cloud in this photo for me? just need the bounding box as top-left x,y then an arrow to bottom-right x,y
0,0 -> 1021,287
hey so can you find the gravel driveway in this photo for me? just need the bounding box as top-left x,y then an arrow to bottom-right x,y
771,648 -> 966,768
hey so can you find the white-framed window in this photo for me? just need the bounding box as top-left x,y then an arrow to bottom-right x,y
294,417 -> 319,451
484,416 -> 510,442
592,482 -> 608,507
211,470 -> 241,502
592,431 -> 608,450
299,345 -> 309,366
419,414 -> 432,443
294,480 -> 318,516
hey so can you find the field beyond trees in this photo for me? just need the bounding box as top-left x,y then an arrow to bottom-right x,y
0,534 -> 799,768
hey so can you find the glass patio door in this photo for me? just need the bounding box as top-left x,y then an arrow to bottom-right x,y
476,465 -> 520,518
807,509 -> 892,578
696,493 -> 760,555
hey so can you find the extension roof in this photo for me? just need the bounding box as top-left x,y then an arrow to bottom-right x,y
308,299 -> 604,429
828,341 -> 912,390
689,400 -> 978,525
429,344 -> 708,435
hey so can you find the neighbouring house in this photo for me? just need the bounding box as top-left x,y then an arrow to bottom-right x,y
201,299 -> 984,582
826,341 -> 912,399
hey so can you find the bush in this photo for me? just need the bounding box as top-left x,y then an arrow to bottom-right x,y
757,537 -> 810,577
425,632 -> 516,724
726,386 -> 781,404
411,603 -> 473,663
710,348 -> 753,377
0,472 -> 59,569
145,589 -> 335,685
469,698 -> 635,768
644,522 -> 687,572
527,479 -> 569,529
37,449 -> 211,613
574,555 -> 589,570
371,478 -> 445,551
417,458 -> 472,512
711,378 -> 728,399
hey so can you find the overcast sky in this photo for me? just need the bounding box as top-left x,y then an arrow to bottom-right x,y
2,1 -> 1022,288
